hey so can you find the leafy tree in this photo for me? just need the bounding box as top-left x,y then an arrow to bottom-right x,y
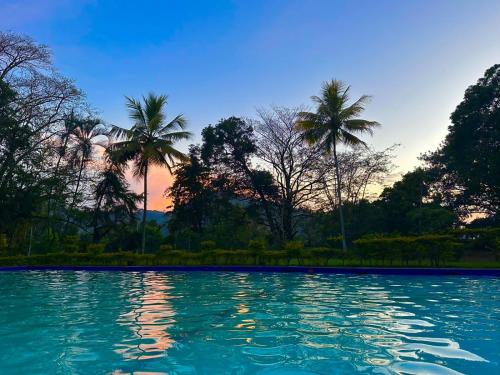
168,146 -> 263,249
379,168 -> 455,234
110,94 -> 191,253
201,117 -> 280,240
423,64 -> 500,217
296,80 -> 380,250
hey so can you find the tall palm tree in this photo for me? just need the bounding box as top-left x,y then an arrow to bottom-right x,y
68,117 -> 108,208
110,93 -> 191,254
47,112 -> 79,237
296,80 -> 380,251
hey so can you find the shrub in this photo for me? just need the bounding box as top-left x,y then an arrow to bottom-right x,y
283,241 -> 304,264
62,235 -> 80,253
353,234 -> 462,266
326,236 -> 343,248
0,234 -> 8,255
284,240 -> 304,251
158,244 -> 173,256
261,250 -> 287,266
200,240 -> 216,251
87,243 -> 105,256
248,239 -> 266,252
308,247 -> 335,266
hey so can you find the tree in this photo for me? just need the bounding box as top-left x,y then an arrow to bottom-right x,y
92,152 -> 141,243
296,80 -> 380,250
0,32 -> 82,190
110,94 -> 191,253
0,32 -> 84,250
168,145 -> 265,249
254,107 -> 324,241
423,64 -> 500,218
201,117 -> 280,241
317,145 -> 397,209
68,117 -> 108,209
379,168 -> 456,233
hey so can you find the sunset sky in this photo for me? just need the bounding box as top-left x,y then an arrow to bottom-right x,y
3,0 -> 500,210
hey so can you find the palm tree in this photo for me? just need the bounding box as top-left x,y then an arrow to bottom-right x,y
296,80 -> 380,251
47,112 -> 79,236
68,117 -> 108,208
92,151 -> 141,243
110,93 -> 191,254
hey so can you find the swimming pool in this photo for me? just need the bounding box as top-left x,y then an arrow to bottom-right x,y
0,271 -> 498,374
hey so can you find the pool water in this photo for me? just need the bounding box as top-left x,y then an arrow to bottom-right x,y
0,271 -> 498,374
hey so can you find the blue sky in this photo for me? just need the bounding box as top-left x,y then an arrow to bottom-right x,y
2,0 -> 500,207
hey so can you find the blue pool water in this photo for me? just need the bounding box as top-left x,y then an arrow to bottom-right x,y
0,271 -> 498,374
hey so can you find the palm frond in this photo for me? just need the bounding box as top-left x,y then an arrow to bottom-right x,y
340,95 -> 371,120
343,119 -> 380,135
143,93 -> 166,131
160,113 -> 188,133
125,96 -> 147,126
161,130 -> 192,143
340,129 -> 366,147
110,125 -> 131,140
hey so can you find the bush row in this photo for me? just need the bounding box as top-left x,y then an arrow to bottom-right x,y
352,235 -> 462,266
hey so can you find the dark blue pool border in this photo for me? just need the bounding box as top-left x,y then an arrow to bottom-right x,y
0,265 -> 499,276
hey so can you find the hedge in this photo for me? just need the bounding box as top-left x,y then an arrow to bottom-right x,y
353,235 -> 462,266
1,229 -> 498,267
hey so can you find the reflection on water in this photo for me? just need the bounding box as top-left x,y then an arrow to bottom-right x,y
114,272 -> 176,361
0,272 -> 497,374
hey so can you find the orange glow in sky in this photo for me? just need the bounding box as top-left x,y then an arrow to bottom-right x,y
127,166 -> 174,212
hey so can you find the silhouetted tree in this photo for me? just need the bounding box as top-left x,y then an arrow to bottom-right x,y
110,94 -> 191,253
296,80 -> 380,250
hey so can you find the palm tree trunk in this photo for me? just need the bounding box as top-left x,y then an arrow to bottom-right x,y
47,136 -> 70,238
63,157 -> 85,234
141,163 -> 148,254
333,141 -> 347,251
27,224 -> 33,256
92,193 -> 105,243
72,157 -> 85,207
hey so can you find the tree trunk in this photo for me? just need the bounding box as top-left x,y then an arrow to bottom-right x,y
27,224 -> 33,256
72,157 -> 85,207
47,135 -> 70,237
141,163 -> 148,254
92,193 -> 104,243
333,141 -> 347,251
282,198 -> 293,242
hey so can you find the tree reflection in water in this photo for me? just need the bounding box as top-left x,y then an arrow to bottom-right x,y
115,272 -> 177,361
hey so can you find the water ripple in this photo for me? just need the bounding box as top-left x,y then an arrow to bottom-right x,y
0,271 -> 498,374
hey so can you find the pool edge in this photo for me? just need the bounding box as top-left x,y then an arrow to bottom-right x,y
0,265 -> 499,276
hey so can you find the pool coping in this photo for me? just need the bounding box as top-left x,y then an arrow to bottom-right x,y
0,265 -> 499,276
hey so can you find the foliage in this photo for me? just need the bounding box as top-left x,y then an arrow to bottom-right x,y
296,79 -> 380,250
326,236 -> 343,248
0,32 -> 497,261
0,234 -> 8,255
248,239 -> 266,252
353,235 -> 462,266
62,235 -> 80,253
86,243 -> 105,255
158,244 -> 173,255
110,93 -> 191,253
200,240 -> 216,250
423,64 -> 500,217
